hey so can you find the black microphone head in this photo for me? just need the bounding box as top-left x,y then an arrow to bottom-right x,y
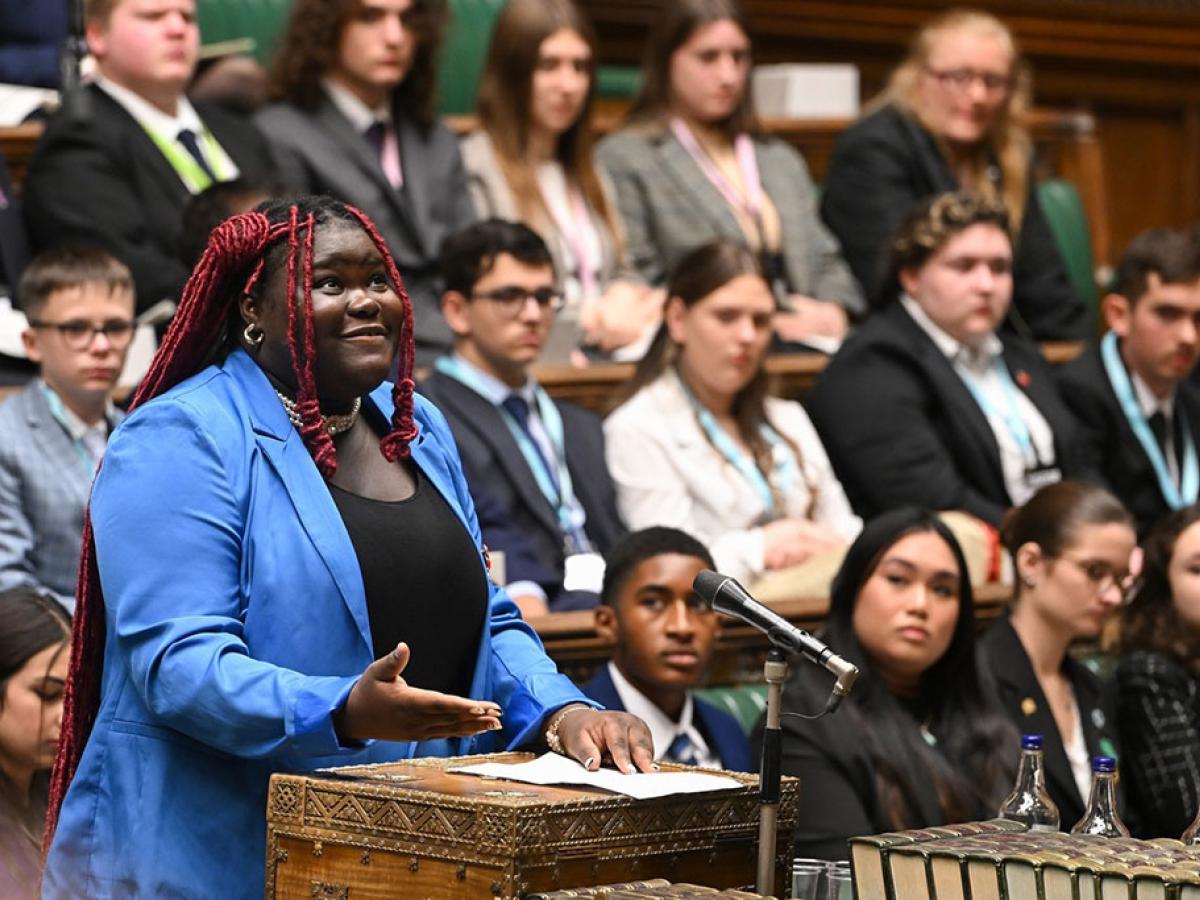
691,569 -> 728,609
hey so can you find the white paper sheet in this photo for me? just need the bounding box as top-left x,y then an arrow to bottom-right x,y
451,752 -> 746,800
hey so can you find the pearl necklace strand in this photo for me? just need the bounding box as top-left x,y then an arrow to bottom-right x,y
274,390 -> 361,436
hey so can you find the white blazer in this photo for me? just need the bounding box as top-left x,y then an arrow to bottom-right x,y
604,370 -> 861,584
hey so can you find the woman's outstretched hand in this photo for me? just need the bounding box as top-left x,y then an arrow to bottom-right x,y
551,706 -> 656,774
335,643 -> 502,742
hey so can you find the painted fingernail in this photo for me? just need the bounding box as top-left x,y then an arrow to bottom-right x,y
652,763 -> 661,771
584,757 -> 595,769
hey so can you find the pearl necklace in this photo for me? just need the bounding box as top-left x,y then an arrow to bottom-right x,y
274,390 -> 361,436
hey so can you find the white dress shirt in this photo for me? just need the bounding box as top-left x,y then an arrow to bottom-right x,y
95,76 -> 238,192
901,295 -> 1057,506
605,662 -> 720,768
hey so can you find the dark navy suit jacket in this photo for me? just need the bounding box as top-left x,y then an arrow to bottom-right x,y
582,664 -> 753,772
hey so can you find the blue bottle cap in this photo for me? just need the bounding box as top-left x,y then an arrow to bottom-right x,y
1021,734 -> 1044,750
1092,756 -> 1116,773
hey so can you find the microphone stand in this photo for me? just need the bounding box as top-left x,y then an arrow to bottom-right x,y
61,0 -> 89,93
755,648 -> 787,897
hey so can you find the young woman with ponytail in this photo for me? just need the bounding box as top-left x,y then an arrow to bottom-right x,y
40,196 -> 652,897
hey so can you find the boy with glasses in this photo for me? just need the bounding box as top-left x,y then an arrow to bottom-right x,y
0,247 -> 134,611
420,219 -> 625,615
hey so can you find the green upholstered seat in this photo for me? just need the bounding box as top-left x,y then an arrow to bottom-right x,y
1037,178 -> 1099,311
439,0 -> 506,114
694,683 -> 768,738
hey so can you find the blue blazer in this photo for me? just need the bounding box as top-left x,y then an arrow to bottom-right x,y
43,350 -> 591,899
582,665 -> 753,773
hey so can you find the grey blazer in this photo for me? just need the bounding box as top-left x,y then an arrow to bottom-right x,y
255,95 -> 477,364
596,127 -> 865,317
0,382 -> 119,610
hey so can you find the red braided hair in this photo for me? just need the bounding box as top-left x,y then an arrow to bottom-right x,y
44,196 -> 417,851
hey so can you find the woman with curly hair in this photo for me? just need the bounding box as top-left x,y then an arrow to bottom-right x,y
1116,505 -> 1200,837
820,8 -> 1090,340
255,0 -> 476,364
40,196 -> 652,897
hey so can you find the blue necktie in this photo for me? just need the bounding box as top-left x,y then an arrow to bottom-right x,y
665,732 -> 699,766
501,394 -> 559,492
176,128 -> 216,181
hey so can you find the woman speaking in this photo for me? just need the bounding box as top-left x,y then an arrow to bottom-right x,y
41,196 -> 652,898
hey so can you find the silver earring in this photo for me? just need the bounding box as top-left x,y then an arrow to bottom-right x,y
243,322 -> 264,348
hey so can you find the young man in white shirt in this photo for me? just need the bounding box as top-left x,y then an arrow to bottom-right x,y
586,526 -> 753,771
1059,227 -> 1200,537
0,248 -> 135,610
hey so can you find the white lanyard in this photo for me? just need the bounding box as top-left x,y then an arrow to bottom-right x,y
1100,331 -> 1198,508
435,357 -> 590,550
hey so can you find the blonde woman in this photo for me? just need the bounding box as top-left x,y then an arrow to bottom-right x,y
462,0 -> 660,359
820,8 -> 1090,340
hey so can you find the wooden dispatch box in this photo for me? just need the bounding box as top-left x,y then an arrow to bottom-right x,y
265,752 -> 800,900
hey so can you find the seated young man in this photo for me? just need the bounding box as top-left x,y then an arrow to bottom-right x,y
419,219 -> 624,616
0,247 -> 135,610
585,527 -> 753,772
1057,227 -> 1200,537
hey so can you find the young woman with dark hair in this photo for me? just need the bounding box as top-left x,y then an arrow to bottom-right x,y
980,481 -> 1136,831
820,8 -> 1089,340
1116,505 -> 1200,837
462,0 -> 660,358
40,196 -> 652,897
767,508 -> 1017,859
604,237 -> 860,594
0,588 -> 69,899
596,0 -> 863,348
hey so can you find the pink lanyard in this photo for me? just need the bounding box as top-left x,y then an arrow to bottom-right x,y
542,182 -> 598,298
669,117 -> 764,227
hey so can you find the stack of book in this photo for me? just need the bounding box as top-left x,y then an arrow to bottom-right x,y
851,820 -> 1200,900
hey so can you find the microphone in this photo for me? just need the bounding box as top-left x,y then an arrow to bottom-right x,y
693,570 -> 859,710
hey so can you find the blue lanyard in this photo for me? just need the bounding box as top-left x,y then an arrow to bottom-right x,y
40,382 -> 102,476
676,373 -> 796,519
1100,331 -> 1198,508
435,357 -> 589,548
960,356 -> 1043,467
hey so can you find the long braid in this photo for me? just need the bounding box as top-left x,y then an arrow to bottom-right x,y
346,205 -> 418,460
44,198 -> 419,852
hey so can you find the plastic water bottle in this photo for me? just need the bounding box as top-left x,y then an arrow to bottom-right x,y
1070,756 -> 1130,837
998,734 -> 1061,831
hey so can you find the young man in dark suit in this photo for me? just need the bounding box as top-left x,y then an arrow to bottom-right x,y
255,0 -> 476,366
22,0 -> 274,315
419,219 -> 624,616
1058,228 -> 1200,537
585,527 -> 752,772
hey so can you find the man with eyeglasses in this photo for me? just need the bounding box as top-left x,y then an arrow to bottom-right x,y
420,219 -> 625,616
0,248 -> 135,611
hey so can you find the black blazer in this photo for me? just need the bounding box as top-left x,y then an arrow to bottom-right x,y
418,370 -> 625,609
979,616 -> 1123,830
805,301 -> 1087,526
22,84 -> 275,314
820,104 -> 1091,341
1057,341 -> 1200,538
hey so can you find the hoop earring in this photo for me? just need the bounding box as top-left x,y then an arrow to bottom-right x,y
243,322 -> 264,349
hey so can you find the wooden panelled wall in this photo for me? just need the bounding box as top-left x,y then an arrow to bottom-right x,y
580,0 -> 1200,263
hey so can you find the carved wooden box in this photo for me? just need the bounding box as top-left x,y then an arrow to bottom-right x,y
264,752 -> 799,900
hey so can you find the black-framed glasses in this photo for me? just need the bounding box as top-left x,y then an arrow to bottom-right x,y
28,318 -> 136,350
471,286 -> 565,316
924,66 -> 1012,94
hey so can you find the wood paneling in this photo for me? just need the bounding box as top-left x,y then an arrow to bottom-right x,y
581,0 -> 1200,262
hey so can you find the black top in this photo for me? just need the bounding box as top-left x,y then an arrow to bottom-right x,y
1114,650 -> 1200,838
979,616 -> 1127,832
329,464 -> 488,696
819,103 -> 1091,341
